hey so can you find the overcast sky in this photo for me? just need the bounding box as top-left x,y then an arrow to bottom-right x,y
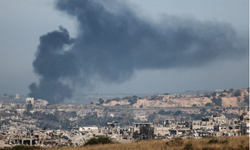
0,0 -> 248,96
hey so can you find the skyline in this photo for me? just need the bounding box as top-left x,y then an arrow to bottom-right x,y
0,0 -> 248,98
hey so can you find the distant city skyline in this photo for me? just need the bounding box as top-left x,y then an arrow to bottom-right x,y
0,0 -> 248,96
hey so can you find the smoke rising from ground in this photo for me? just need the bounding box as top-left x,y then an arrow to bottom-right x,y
29,0 -> 248,104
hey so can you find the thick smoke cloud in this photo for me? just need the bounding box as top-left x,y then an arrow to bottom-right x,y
29,0 -> 248,104
29,27 -> 76,104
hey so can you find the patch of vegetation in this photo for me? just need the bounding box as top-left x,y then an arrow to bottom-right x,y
122,96 -> 130,100
112,97 -> 121,101
205,103 -> 212,107
84,137 -> 113,146
78,114 -> 99,126
99,98 -> 104,104
173,110 -> 182,116
194,114 -> 205,120
182,143 -> 194,150
234,90 -> 241,96
207,138 -> 228,144
104,98 -> 121,104
121,95 -> 139,105
244,95 -> 249,104
220,139 -> 229,144
148,112 -> 157,122
158,110 -> 172,115
219,93 -> 226,97
60,120 -> 70,129
149,95 -> 158,100
166,137 -> 183,146
211,92 -> 217,97
211,97 -> 222,106
105,99 -> 112,104
1,145 -> 41,150
148,95 -> 163,100
8,136 -> 244,150
204,94 -> 211,98
200,108 -> 207,113
208,138 -> 218,144
202,136 -> 213,139
202,147 -> 217,150
104,97 -> 122,104
128,95 -> 139,105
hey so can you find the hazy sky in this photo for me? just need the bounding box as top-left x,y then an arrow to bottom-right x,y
0,0 -> 248,96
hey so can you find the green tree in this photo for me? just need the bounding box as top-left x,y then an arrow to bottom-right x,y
148,112 -> 157,122
205,103 -> 212,107
61,120 -> 70,129
79,114 -> 100,126
200,108 -> 207,113
234,90 -> 241,96
211,92 -> 217,97
244,95 -> 249,104
128,96 -> 138,105
71,111 -> 77,117
194,114 -> 205,120
173,110 -> 182,116
158,110 -> 165,115
212,97 -> 222,106
112,97 -> 121,101
158,110 -> 172,115
99,98 -> 104,104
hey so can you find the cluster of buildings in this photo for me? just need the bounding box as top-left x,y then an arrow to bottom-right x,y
0,111 -> 248,148
0,96 -> 249,148
25,98 -> 48,107
155,113 -> 249,138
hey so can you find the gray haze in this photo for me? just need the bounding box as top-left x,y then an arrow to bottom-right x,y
27,0 -> 248,104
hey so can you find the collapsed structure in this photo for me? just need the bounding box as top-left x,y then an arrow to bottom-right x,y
0,113 -> 248,148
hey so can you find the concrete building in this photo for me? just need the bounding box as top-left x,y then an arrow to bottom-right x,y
25,98 -> 34,105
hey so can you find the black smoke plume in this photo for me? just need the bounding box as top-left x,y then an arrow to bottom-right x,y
29,0 -> 248,104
